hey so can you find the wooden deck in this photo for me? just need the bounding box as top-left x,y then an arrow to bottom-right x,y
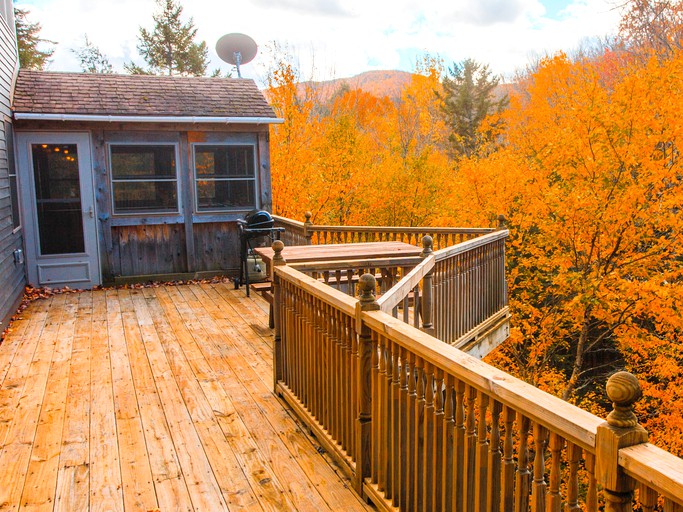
0,283 -> 372,511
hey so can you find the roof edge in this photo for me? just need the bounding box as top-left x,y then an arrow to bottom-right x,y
13,113 -> 284,124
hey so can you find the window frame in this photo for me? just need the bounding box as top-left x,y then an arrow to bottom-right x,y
5,120 -> 20,232
191,143 -> 259,214
108,142 -> 181,216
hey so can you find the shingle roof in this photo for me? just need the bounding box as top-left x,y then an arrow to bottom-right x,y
13,70 -> 277,119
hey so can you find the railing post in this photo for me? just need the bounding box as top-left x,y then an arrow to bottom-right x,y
596,371 -> 648,512
497,214 -> 507,230
272,240 -> 286,393
355,273 -> 379,497
420,236 -> 435,336
304,211 -> 313,245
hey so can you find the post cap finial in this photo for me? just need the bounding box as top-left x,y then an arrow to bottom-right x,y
358,273 -> 380,310
421,235 -> 434,257
272,240 -> 286,266
304,211 -> 313,224
606,371 -> 642,428
498,214 -> 507,229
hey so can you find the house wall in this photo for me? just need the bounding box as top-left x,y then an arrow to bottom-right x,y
14,120 -> 274,283
0,8 -> 24,331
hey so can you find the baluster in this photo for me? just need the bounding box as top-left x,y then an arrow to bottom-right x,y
474,392 -> 490,512
487,400 -> 502,512
413,285 -> 420,328
390,342 -> 401,505
414,357 -> 426,512
547,433 -> 563,512
330,307 -> 339,442
371,324 -> 381,484
434,369 -> 445,512
585,452 -> 598,511
335,269 -> 342,290
566,442 -> 581,512
514,414 -> 531,512
638,483 -> 657,512
384,342 -> 394,501
314,298 -> 324,422
377,334 -> 388,493
454,380 -> 466,512
342,306 -> 352,452
399,347 -> 409,511
501,407 -> 515,512
464,386 -> 477,512
320,302 -> 329,429
349,311 -> 359,457
664,498 -> 683,512
531,423 -> 547,512
347,269 -> 354,296
443,375 -> 455,512
423,363 -> 436,512
406,351 -> 417,510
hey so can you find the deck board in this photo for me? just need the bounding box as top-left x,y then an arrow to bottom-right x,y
0,284 -> 372,512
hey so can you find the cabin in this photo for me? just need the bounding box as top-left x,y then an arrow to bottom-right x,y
11,69 -> 281,291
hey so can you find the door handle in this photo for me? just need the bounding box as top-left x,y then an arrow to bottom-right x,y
84,206 -> 94,218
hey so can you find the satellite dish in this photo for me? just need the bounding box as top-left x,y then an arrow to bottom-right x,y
216,33 -> 258,78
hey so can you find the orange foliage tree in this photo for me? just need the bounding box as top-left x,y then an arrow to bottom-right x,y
268,54 -> 452,227
453,51 -> 683,453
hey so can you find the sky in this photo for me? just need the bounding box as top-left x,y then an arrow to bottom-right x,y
15,0 -> 623,85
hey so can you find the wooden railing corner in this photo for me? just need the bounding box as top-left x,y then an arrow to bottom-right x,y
272,240 -> 286,392
497,214 -> 507,230
596,371 -> 649,511
304,212 -> 313,245
420,235 -> 435,335
356,273 -> 379,496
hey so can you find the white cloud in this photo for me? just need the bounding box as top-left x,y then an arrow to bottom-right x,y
15,0 -> 621,84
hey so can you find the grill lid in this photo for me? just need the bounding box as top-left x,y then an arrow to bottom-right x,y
244,210 -> 274,230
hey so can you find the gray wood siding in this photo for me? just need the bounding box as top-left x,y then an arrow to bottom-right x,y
192,221 -> 240,271
110,224 -> 187,277
0,11 -> 22,331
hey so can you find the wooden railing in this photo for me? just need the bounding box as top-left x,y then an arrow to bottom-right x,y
290,255 -> 423,298
271,245 -> 683,512
273,212 -> 497,250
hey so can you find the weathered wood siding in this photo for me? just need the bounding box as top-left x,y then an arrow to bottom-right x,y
193,221 -> 240,271
111,223 -> 187,276
0,8 -> 22,329
75,124 -> 271,281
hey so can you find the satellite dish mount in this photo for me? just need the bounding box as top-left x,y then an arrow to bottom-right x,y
216,33 -> 258,78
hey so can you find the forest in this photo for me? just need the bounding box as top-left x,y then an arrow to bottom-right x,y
266,1 -> 683,456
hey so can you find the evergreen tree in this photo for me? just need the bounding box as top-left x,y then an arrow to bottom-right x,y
441,59 -> 508,158
72,35 -> 113,74
125,0 -> 208,76
15,8 -> 55,70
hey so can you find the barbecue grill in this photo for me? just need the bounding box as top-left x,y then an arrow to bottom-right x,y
236,210 -> 284,296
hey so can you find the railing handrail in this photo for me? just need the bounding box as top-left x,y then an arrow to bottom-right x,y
309,224 -> 495,235
362,308 -> 603,452
433,228 -> 509,261
289,255 -> 423,273
619,443 -> 683,506
377,254 -> 435,313
275,264 -> 357,316
272,214 -> 306,230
